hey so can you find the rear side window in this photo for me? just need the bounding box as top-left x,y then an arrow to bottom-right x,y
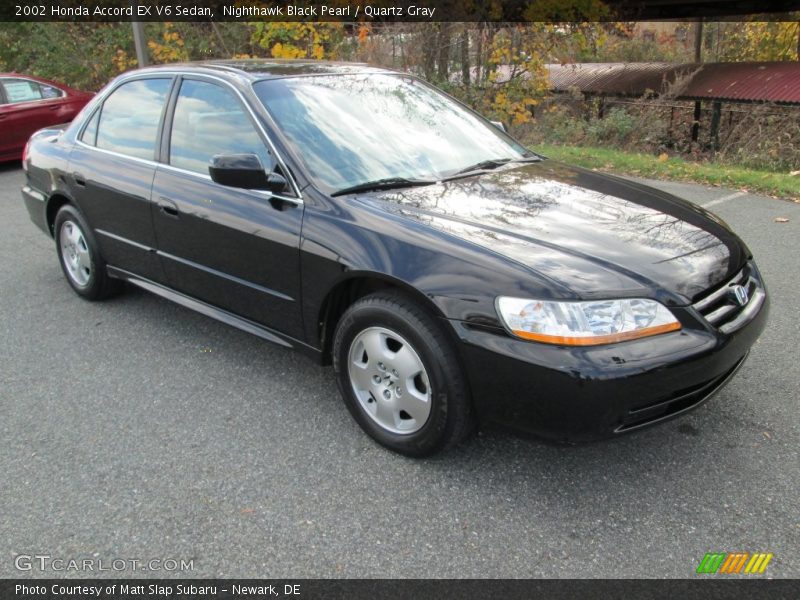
169,79 -> 272,175
40,84 -> 64,99
1,79 -> 45,103
96,78 -> 171,160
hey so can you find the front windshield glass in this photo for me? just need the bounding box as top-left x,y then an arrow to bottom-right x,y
253,73 -> 530,194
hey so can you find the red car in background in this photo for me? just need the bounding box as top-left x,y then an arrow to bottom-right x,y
0,73 -> 93,162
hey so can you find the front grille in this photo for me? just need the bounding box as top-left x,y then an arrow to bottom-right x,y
692,262 -> 765,334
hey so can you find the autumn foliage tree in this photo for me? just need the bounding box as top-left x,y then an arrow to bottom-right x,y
1,16 -> 797,129
710,20 -> 800,62
250,22 -> 344,59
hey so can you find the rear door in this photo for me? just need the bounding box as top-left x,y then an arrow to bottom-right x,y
150,76 -> 305,338
68,76 -> 173,282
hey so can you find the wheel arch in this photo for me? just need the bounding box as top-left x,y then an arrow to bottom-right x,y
317,272 -> 452,365
45,192 -> 75,237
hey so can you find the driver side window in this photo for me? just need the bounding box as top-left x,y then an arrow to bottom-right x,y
169,79 -> 273,177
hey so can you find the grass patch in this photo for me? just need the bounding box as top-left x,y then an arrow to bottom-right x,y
534,144 -> 799,201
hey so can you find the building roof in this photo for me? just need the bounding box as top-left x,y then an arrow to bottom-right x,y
546,61 -> 800,105
685,62 -> 800,104
547,62 -> 688,96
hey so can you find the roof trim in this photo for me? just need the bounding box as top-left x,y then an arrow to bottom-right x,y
130,59 -> 397,81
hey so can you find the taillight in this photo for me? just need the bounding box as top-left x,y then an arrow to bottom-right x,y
22,139 -> 31,171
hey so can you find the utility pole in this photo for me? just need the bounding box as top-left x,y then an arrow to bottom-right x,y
132,22 -> 148,67
691,19 -> 703,143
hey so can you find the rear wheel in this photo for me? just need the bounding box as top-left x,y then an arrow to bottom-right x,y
54,204 -> 122,300
333,291 -> 474,456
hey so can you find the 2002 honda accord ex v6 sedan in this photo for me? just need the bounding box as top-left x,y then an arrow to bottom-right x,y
22,60 -> 768,456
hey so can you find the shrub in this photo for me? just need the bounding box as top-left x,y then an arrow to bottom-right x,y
584,107 -> 636,146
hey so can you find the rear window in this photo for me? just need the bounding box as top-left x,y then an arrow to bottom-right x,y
95,78 -> 171,161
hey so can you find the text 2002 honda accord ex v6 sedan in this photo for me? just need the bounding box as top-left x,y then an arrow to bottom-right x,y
22,61 -> 768,456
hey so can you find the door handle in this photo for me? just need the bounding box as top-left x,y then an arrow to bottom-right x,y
73,172 -> 86,187
157,196 -> 179,217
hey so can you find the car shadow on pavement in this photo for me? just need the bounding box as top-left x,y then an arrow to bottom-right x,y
0,160 -> 22,173
113,279 -> 753,503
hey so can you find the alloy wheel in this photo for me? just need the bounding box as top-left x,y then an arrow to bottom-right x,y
59,220 -> 92,287
347,326 -> 432,434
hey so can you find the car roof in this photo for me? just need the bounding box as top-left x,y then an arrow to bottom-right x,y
0,72 -> 87,93
132,59 -> 398,81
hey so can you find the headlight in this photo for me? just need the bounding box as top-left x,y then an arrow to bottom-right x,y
496,296 -> 681,346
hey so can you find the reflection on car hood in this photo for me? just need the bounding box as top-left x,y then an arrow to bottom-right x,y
362,161 -> 748,303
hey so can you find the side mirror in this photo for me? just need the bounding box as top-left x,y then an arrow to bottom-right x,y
490,120 -> 508,133
209,153 -> 288,194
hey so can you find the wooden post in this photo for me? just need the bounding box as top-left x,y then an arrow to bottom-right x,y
691,19 -> 703,143
710,101 -> 722,151
692,100 -> 702,143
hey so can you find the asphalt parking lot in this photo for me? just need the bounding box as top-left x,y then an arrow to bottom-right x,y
1,162 -> 798,579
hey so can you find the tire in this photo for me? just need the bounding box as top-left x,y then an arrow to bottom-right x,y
54,204 -> 122,300
332,291 -> 474,457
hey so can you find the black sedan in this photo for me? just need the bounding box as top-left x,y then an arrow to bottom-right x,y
22,60 -> 768,456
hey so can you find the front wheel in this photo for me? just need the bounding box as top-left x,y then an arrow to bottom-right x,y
333,291 -> 474,456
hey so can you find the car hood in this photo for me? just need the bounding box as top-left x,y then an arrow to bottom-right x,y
359,160 -> 748,305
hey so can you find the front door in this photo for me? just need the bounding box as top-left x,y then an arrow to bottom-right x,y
151,77 -> 304,339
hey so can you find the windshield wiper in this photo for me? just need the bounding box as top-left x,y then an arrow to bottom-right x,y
453,158 -> 512,176
449,155 -> 542,178
331,177 -> 436,197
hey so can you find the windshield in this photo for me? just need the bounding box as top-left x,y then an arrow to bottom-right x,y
253,73 -> 530,194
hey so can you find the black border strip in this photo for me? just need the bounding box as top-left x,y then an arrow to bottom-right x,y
3,0 -> 800,22
2,579 -> 800,600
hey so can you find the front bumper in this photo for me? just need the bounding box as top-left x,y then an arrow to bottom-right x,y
450,272 -> 769,443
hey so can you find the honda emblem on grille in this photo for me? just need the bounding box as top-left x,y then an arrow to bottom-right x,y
731,284 -> 749,306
